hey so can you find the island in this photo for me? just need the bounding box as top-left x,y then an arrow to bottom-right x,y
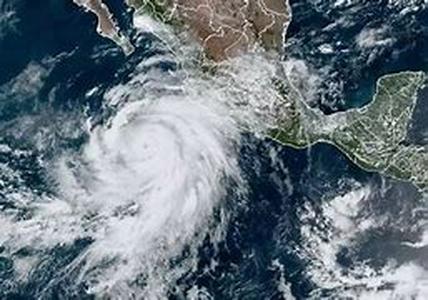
77,0 -> 428,190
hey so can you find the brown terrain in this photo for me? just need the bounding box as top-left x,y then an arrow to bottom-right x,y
73,0 -> 135,55
187,0 -> 290,60
128,0 -> 291,61
75,0 -> 290,61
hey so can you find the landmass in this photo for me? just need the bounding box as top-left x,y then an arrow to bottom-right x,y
273,72 -> 428,189
72,0 -> 135,55
126,0 -> 291,60
77,0 -> 428,190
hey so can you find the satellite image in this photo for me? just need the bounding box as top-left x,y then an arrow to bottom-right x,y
0,0 -> 427,299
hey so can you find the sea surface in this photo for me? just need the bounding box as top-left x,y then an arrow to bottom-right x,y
0,0 -> 427,299
285,0 -> 428,112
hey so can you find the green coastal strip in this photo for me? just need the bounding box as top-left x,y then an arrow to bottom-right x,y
129,1 -> 428,190
127,0 -> 176,24
272,71 -> 428,190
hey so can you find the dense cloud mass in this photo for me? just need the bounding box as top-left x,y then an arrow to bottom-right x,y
0,0 -> 427,299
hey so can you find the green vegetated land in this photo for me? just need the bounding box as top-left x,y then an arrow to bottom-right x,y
272,72 -> 428,190
135,2 -> 428,189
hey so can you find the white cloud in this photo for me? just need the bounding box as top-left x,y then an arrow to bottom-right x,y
356,26 -> 395,49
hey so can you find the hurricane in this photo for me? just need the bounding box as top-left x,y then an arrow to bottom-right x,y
0,14 -> 285,297
3,1 -> 428,298
58,97 -> 242,296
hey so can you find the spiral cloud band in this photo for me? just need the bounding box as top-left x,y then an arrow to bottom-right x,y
0,42 -> 284,298
78,96 -> 243,292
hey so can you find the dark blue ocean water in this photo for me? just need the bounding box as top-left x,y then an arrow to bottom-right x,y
0,0 -> 426,299
176,140 -> 371,299
178,139 -> 425,299
285,0 -> 428,113
0,0 -> 94,84
408,86 -> 428,145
